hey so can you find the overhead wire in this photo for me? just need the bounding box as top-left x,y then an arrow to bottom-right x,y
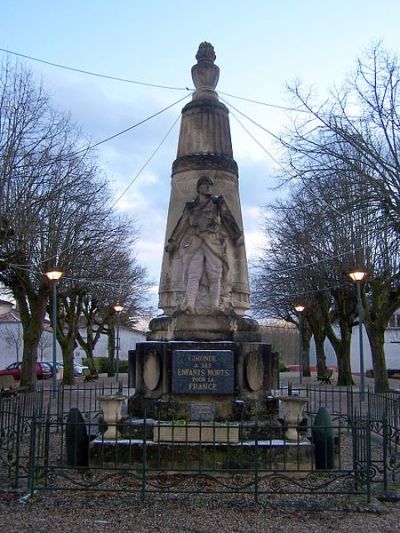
228,108 -> 285,170
221,94 -> 354,218
254,279 -> 355,305
73,92 -> 191,156
39,111 -> 182,265
219,90 -> 310,114
110,113 -> 181,210
0,47 -> 191,91
0,47 -> 314,115
220,95 -> 282,143
7,262 -> 136,291
256,245 -> 366,275
0,48 -> 372,292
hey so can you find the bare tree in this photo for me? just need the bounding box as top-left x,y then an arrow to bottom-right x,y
75,241 -> 150,377
0,59 -> 113,388
252,178 -> 360,386
0,324 -> 23,363
271,44 -> 400,391
38,331 -> 52,362
55,218 -> 150,383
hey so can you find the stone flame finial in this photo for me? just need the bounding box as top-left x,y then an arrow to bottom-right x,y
195,42 -> 216,63
191,42 -> 220,99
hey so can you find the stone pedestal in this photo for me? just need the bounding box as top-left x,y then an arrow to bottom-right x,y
148,311 -> 260,342
128,340 -> 279,421
280,396 -> 308,441
97,395 -> 127,439
90,437 -> 314,471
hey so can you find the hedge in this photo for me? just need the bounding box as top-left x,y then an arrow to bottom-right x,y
82,357 -> 129,374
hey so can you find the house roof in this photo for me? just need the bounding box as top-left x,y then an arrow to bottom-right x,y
0,310 -> 20,322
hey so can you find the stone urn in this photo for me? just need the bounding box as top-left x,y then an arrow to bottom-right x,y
97,395 -> 127,439
279,396 -> 308,441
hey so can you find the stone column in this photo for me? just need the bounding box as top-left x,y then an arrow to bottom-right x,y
157,42 -> 250,323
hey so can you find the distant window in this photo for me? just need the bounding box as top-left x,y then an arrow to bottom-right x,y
389,313 -> 400,328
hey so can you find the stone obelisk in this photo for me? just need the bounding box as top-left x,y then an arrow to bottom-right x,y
149,42 -> 257,342
131,44 -> 278,421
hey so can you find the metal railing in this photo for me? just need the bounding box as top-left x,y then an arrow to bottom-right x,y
0,383 -> 399,503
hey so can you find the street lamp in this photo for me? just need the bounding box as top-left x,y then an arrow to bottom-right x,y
45,268 -> 63,398
294,303 -> 305,385
113,303 -> 124,384
348,267 -> 368,401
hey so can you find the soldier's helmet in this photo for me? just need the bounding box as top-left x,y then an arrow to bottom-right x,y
196,175 -> 214,191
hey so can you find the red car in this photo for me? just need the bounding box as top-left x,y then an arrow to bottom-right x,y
0,362 -> 52,380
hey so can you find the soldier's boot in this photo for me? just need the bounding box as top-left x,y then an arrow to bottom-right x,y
180,278 -> 199,314
208,280 -> 221,312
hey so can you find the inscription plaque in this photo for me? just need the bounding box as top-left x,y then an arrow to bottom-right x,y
172,350 -> 234,394
190,403 -> 216,421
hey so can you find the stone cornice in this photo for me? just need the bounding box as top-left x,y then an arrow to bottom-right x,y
181,99 -> 229,115
172,154 -> 238,174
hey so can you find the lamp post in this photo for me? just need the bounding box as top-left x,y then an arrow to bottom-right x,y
45,268 -> 63,398
294,304 -> 305,385
113,303 -> 124,384
348,267 -> 368,401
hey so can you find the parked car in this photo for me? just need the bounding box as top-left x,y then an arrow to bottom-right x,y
42,361 -> 89,376
41,361 -> 63,376
73,363 -> 89,376
0,362 -> 52,380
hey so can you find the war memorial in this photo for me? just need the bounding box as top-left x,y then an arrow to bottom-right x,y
131,41 -> 280,423
1,44 -> 397,512
90,43 -> 312,470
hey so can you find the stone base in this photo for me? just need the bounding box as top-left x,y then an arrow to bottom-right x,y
153,422 -> 240,443
147,311 -> 260,342
90,438 -> 314,471
128,340 -> 279,421
118,417 -> 284,441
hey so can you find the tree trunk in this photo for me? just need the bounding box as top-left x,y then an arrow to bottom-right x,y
59,339 -> 75,385
15,284 -> 48,391
20,328 -> 40,391
326,325 -> 354,386
86,353 -> 97,376
314,334 -> 328,378
335,340 -> 353,386
76,337 -> 95,369
76,310 -> 105,369
365,323 -> 389,393
302,328 -> 312,377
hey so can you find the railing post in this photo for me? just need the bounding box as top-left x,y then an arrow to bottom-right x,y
141,409 -> 147,501
383,411 -> 388,492
254,413 -> 259,504
348,387 -> 353,431
13,409 -> 22,489
366,414 -> 371,503
28,412 -> 37,497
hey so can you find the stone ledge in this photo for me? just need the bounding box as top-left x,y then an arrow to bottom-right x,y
90,438 -> 314,470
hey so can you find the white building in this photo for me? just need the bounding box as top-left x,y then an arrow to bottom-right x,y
310,311 -> 400,372
0,300 -> 146,368
73,325 -> 146,365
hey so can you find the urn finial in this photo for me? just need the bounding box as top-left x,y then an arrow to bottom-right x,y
195,42 -> 216,63
191,42 -> 220,99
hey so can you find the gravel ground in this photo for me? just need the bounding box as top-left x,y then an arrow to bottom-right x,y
1,373 -> 399,532
1,490 -> 400,532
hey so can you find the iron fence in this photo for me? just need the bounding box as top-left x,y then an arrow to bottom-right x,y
0,383 -> 399,503
29,414 -> 364,503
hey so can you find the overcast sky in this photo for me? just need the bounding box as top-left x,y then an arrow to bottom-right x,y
2,1 -> 400,309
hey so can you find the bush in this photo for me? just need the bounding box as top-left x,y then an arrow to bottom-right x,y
81,357 -> 129,375
96,357 -> 112,374
279,360 -> 289,372
118,359 -> 129,373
